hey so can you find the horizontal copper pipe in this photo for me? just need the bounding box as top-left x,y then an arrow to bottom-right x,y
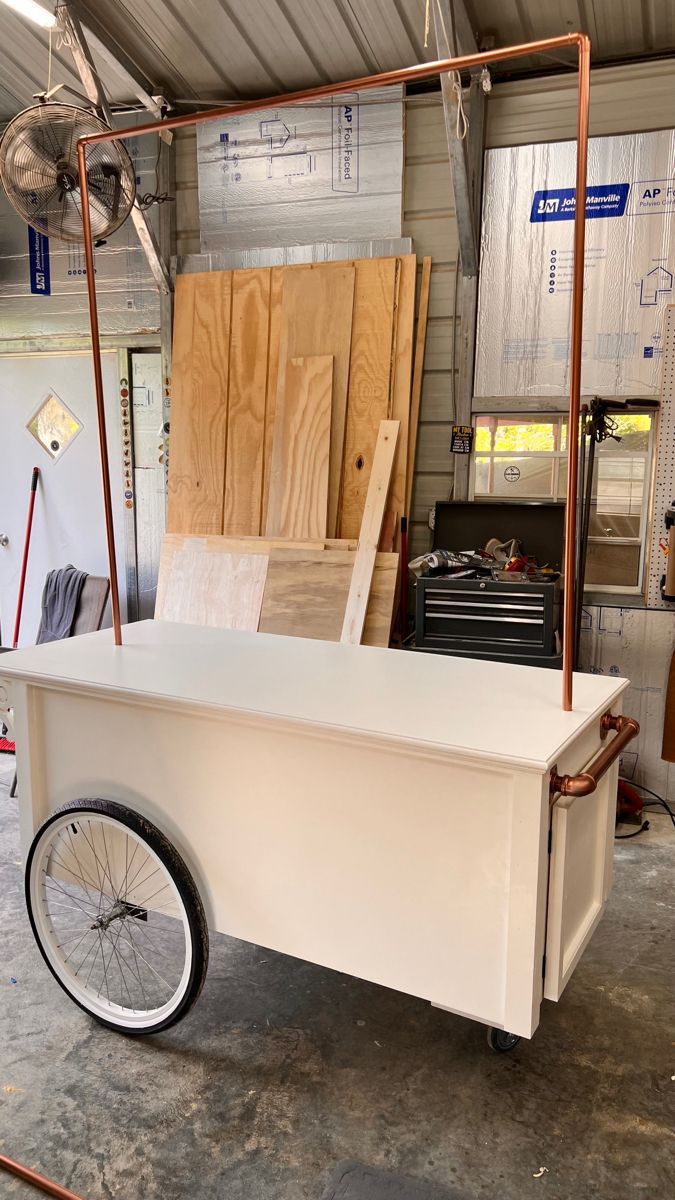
550,713 -> 640,799
0,1153 -> 87,1200
76,31 -> 591,702
77,35 -> 585,146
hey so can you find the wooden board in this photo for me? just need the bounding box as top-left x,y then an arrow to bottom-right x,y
222,269 -> 271,536
266,355 -> 333,540
341,420 -> 399,645
261,267 -> 284,532
388,255 -> 417,526
156,546 -> 268,632
339,258 -> 398,540
259,549 -> 398,647
275,265 -> 355,537
406,256 -> 432,517
662,650 -> 675,763
167,271 -> 232,534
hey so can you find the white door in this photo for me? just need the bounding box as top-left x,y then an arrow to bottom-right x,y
543,762 -> 618,1001
0,351 -> 127,646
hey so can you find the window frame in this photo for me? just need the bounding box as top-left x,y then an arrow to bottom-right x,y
469,411 -> 655,596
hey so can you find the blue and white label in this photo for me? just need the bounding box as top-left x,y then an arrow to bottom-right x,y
28,227 -> 51,295
530,183 -> 629,223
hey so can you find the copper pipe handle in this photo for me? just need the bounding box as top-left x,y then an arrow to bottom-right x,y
0,1153 -> 88,1200
550,712 -> 640,799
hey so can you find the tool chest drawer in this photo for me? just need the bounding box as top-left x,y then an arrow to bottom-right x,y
415,577 -> 560,656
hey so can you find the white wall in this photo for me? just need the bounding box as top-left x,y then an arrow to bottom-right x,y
0,352 -> 128,645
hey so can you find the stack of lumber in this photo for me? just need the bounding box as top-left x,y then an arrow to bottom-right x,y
157,421 -> 401,647
167,255 -> 422,543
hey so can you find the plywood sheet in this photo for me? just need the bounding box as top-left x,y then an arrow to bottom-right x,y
407,255 -> 432,517
276,265 -> 355,537
340,257 -> 397,540
167,271 -> 232,534
156,543 -> 267,631
259,549 -> 397,647
266,355 -> 332,540
341,420 -> 399,645
223,269 -> 271,536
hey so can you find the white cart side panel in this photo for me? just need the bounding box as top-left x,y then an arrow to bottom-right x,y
26,688 -> 550,1037
544,761 -> 619,1002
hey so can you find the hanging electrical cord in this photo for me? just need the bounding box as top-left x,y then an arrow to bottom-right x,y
136,136 -> 175,211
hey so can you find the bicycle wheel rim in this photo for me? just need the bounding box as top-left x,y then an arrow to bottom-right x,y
27,810 -> 194,1031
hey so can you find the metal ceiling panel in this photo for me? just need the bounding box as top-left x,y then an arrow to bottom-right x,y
0,0 -> 671,124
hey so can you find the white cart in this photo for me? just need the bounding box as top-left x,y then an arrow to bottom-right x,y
0,620 -> 637,1050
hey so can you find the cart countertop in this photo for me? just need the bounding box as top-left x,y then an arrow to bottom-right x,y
0,619 -> 628,771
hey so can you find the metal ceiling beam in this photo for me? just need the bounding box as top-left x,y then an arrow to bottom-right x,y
432,0 -> 479,277
60,0 -> 158,104
57,2 -> 171,296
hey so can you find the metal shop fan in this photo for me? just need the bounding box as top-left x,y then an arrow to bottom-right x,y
0,103 -> 136,243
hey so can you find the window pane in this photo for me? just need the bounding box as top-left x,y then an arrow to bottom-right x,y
596,413 -> 652,453
474,455 -> 556,498
585,542 -> 641,588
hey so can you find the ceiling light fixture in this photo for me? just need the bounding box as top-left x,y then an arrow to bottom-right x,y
0,0 -> 56,29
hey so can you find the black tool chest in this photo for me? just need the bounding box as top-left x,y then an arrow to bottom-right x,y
416,576 -> 560,659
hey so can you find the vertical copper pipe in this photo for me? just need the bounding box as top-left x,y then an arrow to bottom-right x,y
561,34 -> 591,710
76,33 -> 591,703
76,142 -> 123,646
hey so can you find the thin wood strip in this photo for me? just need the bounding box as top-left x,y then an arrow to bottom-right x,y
341,420 -> 399,645
266,355 -> 333,539
388,255 -> 416,528
261,267 -> 284,533
275,265 -> 355,537
223,269 -> 271,536
339,257 -> 398,540
167,271 -> 232,535
406,256 -> 432,517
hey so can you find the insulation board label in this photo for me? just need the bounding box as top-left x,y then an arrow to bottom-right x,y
475,129 -> 675,396
196,86 -> 403,251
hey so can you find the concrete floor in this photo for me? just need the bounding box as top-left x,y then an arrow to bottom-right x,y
1,755 -> 674,1200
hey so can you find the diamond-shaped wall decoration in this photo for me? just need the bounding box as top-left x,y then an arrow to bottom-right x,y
27,391 -> 83,461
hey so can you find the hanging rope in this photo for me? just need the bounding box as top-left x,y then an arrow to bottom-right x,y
425,0 -> 469,141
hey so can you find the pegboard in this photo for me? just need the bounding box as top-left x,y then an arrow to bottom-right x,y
647,304 -> 675,608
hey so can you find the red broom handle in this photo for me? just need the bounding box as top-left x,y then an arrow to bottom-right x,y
12,466 -> 40,649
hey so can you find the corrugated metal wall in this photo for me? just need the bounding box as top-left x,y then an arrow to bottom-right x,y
172,59 -> 675,562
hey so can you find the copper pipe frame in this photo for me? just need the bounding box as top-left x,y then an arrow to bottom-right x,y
550,712 -> 640,799
0,1153 -> 88,1200
77,33 -> 591,709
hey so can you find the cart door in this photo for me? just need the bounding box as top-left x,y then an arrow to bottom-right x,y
543,765 -> 617,1001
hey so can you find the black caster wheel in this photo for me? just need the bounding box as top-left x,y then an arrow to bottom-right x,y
487,1026 -> 521,1052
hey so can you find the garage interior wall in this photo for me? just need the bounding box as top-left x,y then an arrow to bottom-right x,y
175,57 -> 675,565
174,57 -> 675,800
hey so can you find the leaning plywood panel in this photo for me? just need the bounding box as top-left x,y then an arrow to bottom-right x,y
167,271 -> 232,535
223,269 -> 271,536
341,420 -> 399,645
156,543 -> 268,632
389,255 -> 416,526
406,256 -> 432,517
276,265 -> 355,537
259,548 -> 398,646
340,258 -> 397,540
266,355 -> 333,540
261,267 -> 284,532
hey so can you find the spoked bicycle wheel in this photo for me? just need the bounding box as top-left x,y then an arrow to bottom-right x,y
25,800 -> 208,1034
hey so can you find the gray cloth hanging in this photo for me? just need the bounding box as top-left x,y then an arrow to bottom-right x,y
37,565 -> 88,644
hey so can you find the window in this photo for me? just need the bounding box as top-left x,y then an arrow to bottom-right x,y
472,413 -> 655,592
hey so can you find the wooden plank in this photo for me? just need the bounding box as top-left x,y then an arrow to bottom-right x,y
167,271 -> 232,535
406,256 -> 432,517
156,545 -> 268,631
340,257 -> 398,540
259,549 -> 398,647
341,420 -> 399,645
388,255 -> 416,527
275,265 -> 355,537
156,534 -> 357,600
223,268 -> 271,536
265,355 -> 333,539
261,267 -> 284,532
